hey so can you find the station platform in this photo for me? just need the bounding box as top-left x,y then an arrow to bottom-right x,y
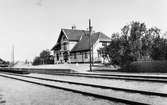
13,63 -> 118,73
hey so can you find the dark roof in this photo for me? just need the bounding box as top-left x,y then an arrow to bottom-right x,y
98,32 -> 111,42
71,32 -> 110,52
62,29 -> 89,41
0,58 -> 5,64
51,28 -> 110,51
51,43 -> 60,51
51,29 -> 89,50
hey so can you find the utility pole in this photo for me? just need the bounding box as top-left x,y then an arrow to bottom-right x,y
11,45 -> 15,66
89,19 -> 92,72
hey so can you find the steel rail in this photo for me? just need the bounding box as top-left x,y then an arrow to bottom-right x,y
48,72 -> 167,83
0,73 -> 150,105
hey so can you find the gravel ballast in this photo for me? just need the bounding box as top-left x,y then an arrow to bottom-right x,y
0,76 -> 125,105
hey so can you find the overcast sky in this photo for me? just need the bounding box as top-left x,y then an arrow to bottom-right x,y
0,0 -> 167,61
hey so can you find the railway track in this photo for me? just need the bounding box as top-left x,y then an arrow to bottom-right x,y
49,72 -> 167,83
0,72 -> 167,105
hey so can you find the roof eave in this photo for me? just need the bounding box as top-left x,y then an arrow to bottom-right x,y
61,29 -> 69,40
70,49 -> 89,53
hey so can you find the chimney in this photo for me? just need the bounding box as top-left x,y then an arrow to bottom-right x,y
72,25 -> 76,30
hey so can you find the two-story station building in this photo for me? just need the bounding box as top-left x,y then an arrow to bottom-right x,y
51,27 -> 110,64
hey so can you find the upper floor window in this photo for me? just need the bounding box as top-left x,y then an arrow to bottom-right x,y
63,36 -> 66,41
102,42 -> 107,47
61,36 -> 67,43
64,43 -> 67,50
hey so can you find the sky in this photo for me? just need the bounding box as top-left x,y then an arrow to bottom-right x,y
0,0 -> 167,62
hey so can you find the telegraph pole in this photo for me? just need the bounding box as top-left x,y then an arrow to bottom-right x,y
11,45 -> 15,66
89,19 -> 92,72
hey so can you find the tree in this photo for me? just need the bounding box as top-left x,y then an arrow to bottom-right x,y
32,49 -> 54,65
101,32 -> 136,67
102,21 -> 147,67
151,35 -> 167,60
128,21 -> 146,59
141,27 -> 167,60
107,33 -> 122,65
32,56 -> 41,65
40,49 -> 51,64
100,21 -> 167,69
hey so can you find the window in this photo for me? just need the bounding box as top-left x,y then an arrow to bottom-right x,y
56,54 -> 59,60
97,50 -> 100,58
74,53 -> 77,59
102,42 -> 107,46
63,36 -> 66,41
63,43 -> 67,50
85,52 -> 88,58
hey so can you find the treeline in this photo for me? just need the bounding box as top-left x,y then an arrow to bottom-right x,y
32,49 -> 54,65
102,21 -> 167,67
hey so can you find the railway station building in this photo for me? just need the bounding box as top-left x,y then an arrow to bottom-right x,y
51,27 -> 111,64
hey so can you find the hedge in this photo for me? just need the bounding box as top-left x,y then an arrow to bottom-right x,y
120,60 -> 167,73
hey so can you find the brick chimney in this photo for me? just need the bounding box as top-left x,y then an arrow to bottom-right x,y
72,25 -> 76,30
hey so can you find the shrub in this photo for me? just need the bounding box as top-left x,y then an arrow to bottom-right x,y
32,49 -> 54,65
120,60 -> 167,72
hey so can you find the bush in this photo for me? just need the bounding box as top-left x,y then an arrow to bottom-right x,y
32,49 -> 54,65
32,56 -> 41,65
120,60 -> 167,72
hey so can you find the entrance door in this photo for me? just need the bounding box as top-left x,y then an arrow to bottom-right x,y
63,51 -> 68,62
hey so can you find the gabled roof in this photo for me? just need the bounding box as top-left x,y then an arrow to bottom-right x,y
71,32 -> 110,52
51,43 -> 61,51
97,32 -> 111,42
51,29 -> 89,50
51,28 -> 110,51
62,29 -> 89,41
0,58 -> 5,63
